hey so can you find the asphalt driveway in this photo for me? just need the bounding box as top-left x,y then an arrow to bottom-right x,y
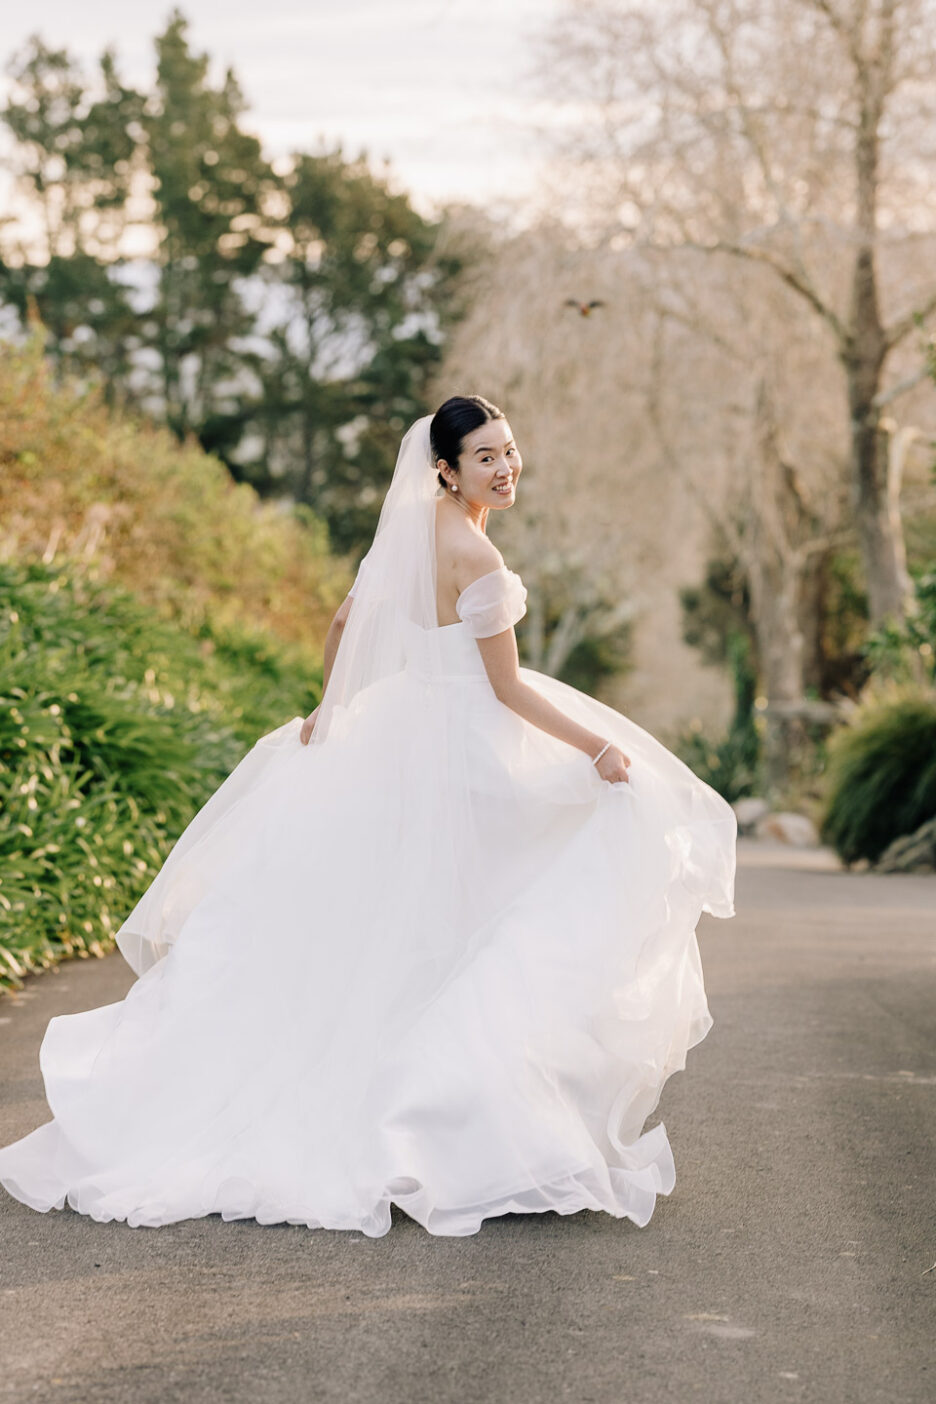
1,837 -> 933,1404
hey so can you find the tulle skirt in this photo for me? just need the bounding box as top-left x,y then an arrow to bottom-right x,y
0,624 -> 736,1236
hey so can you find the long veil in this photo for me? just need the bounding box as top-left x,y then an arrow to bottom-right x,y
311,414 -> 442,747
303,410 -> 521,1049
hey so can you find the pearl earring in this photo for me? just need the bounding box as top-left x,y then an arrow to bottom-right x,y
451,483 -> 458,492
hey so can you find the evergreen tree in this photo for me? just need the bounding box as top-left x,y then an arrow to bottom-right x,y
0,13 -> 473,556
246,147 -> 465,553
141,9 -> 275,440
0,37 -> 143,398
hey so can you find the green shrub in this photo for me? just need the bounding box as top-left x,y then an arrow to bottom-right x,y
861,569 -> 936,687
0,560 -> 321,991
668,713 -> 760,804
818,685 -> 936,865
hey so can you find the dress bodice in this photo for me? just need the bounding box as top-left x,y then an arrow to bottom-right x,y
403,566 -> 528,680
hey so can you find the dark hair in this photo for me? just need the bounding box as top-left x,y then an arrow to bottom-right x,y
430,394 -> 505,490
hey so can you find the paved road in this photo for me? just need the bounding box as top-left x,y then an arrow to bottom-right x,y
0,838 -> 933,1404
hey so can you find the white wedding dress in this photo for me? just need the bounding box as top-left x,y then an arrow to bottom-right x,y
0,564 -> 737,1236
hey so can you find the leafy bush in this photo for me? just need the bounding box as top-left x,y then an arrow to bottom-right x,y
818,685 -> 936,865
0,560 -> 321,992
668,629 -> 761,803
669,714 -> 760,804
860,568 -> 936,688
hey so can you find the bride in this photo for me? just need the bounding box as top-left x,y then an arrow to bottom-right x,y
0,394 -> 737,1237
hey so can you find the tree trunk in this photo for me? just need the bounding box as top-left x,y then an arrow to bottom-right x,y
745,379 -> 816,795
299,404 -> 316,504
844,25 -> 914,627
842,246 -> 913,625
747,562 -> 808,796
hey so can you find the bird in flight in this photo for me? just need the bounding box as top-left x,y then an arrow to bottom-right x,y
564,299 -> 606,318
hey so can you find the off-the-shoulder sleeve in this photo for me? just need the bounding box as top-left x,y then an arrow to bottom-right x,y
456,567 -> 528,638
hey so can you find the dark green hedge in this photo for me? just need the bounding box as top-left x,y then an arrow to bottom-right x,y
818,690 -> 936,865
0,561 -> 320,991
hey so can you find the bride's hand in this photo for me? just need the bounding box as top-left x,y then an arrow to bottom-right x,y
299,705 -> 320,746
594,741 -> 631,783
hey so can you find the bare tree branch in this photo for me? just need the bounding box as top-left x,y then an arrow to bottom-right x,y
703,2 -> 833,327
689,237 -> 850,346
873,364 -> 933,407
884,288 -> 936,352
805,0 -> 865,67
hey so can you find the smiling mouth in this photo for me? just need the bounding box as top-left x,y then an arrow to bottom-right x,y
492,481 -> 513,494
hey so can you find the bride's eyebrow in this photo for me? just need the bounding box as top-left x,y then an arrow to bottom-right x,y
475,440 -> 515,454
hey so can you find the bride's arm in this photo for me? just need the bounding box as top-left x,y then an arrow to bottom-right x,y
322,594 -> 353,692
300,594 -> 353,744
475,628 -> 631,782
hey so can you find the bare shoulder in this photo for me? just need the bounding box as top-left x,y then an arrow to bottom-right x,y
435,498 -> 504,598
454,536 -> 504,594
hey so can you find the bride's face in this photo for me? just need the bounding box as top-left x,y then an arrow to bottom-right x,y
452,418 -> 522,510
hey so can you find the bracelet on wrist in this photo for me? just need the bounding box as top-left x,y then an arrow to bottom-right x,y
591,740 -> 611,766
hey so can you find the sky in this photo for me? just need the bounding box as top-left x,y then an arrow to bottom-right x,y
1,0 -> 571,228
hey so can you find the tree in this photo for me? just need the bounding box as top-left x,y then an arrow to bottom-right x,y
241,146 -> 465,554
636,250 -> 862,786
140,9 -> 275,441
535,0 -> 936,629
0,36 -> 143,396
430,215 -> 655,685
0,14 -> 475,560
